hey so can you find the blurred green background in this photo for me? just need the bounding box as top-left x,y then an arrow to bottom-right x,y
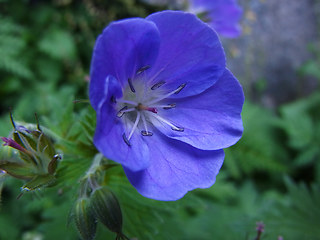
0,0 -> 320,240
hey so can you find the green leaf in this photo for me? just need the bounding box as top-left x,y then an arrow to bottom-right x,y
279,111 -> 313,149
22,174 -> 56,191
0,162 -> 35,180
299,60 -> 320,80
38,29 -> 76,60
0,56 -> 33,79
294,146 -> 319,166
224,102 -> 288,178
266,178 -> 320,240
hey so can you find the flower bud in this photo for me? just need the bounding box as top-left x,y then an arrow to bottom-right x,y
91,187 -> 123,234
0,113 -> 61,196
74,198 -> 97,240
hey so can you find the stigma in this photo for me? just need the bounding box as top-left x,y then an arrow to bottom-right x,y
136,103 -> 158,113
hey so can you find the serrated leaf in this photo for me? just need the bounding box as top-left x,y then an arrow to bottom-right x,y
265,178 -> 320,240
55,155 -> 92,186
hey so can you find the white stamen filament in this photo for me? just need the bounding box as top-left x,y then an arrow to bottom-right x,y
116,99 -> 137,106
122,107 -> 136,113
149,103 -> 176,109
147,84 -> 185,105
128,111 -> 141,140
141,113 -> 149,133
149,113 -> 183,131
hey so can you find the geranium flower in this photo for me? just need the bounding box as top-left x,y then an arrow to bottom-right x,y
90,11 -> 244,200
188,0 -> 242,38
141,0 -> 242,38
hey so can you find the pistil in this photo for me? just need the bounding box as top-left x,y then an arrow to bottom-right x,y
136,103 -> 158,114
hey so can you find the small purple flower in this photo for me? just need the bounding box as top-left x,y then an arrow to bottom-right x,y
1,137 -> 29,154
90,11 -> 244,200
189,0 -> 243,38
141,0 -> 242,38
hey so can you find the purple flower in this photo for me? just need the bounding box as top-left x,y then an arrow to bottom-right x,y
189,0 -> 243,38
1,137 -> 29,154
90,11 -> 244,200
141,0 -> 242,38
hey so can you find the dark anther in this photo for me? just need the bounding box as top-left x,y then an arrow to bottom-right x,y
141,130 -> 153,136
151,81 -> 166,90
136,65 -> 150,75
163,103 -> 176,110
128,78 -> 136,93
110,96 -> 116,103
171,126 -> 184,132
175,83 -> 186,94
122,133 -> 131,147
117,106 -> 128,118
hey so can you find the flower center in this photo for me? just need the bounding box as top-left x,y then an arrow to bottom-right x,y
114,65 -> 185,146
136,103 -> 158,114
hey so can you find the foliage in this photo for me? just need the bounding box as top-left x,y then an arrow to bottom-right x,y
265,177 -> 320,240
277,92 -> 320,181
298,43 -> 320,81
224,102 -> 288,181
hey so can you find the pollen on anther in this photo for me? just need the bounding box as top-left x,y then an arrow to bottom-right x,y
163,103 -> 176,110
171,126 -> 184,132
175,83 -> 186,94
136,65 -> 150,75
117,106 -> 128,118
151,81 -> 166,90
141,130 -> 153,136
128,78 -> 136,93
